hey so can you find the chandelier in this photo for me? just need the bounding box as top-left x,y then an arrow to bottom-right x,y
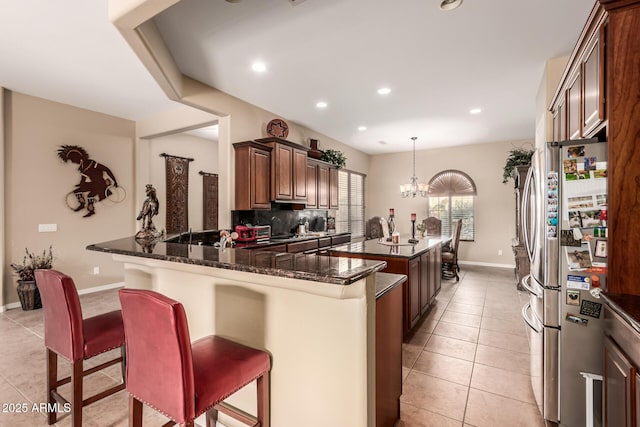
400,137 -> 428,198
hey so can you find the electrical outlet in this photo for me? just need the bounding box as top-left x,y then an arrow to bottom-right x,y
498,250 -> 503,256
93,266 -> 100,275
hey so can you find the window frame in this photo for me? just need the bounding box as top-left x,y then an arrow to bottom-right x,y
426,170 -> 476,242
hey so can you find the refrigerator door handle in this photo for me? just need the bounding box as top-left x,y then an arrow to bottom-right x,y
521,165 -> 534,261
522,303 -> 543,333
521,274 -> 542,298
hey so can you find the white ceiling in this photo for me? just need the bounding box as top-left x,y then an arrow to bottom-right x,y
1,0 -> 593,154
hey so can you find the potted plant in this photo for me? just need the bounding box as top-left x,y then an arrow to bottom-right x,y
503,147 -> 535,183
320,149 -> 347,169
10,246 -> 54,310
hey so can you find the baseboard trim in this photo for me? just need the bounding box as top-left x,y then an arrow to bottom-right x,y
0,282 -> 124,312
458,260 -> 515,269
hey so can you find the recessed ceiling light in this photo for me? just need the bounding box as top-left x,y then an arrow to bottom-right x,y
377,87 -> 391,95
440,0 -> 463,11
358,126 -> 367,131
316,101 -> 328,108
251,62 -> 266,72
470,108 -> 482,114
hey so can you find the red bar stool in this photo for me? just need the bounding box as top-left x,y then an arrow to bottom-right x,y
35,269 -> 126,426
118,289 -> 271,427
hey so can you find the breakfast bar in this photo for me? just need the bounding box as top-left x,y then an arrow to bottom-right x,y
88,236 -> 386,427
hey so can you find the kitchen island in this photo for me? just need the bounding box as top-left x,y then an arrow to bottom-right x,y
329,237 -> 449,337
88,236 -> 386,427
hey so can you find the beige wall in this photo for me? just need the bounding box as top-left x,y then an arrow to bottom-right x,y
3,92 -> 136,305
536,56 -> 569,151
368,140 -> 531,266
1,88 -> 5,307
148,133 -> 219,232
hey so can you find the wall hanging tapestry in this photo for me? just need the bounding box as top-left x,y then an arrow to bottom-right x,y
200,171 -> 219,230
57,145 -> 125,217
163,153 -> 193,234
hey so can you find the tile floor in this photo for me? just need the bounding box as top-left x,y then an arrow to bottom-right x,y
0,265 -> 543,426
399,265 -> 545,427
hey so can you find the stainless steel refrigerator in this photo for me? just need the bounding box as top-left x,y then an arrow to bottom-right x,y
520,138 -> 607,427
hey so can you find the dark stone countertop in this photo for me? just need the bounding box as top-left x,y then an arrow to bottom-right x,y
601,292 -> 640,334
329,236 -> 450,259
235,232 -> 350,249
87,236 -> 386,286
375,273 -> 407,300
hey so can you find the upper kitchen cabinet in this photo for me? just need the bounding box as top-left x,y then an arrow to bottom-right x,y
256,137 -> 308,203
550,5 -> 607,141
329,167 -> 339,209
306,158 -> 334,210
233,141 -> 272,210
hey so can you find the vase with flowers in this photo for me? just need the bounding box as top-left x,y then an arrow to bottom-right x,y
10,246 -> 54,310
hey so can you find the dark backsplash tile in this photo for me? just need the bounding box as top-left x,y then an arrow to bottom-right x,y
232,206 -> 328,236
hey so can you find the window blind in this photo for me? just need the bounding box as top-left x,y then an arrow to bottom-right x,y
336,170 -> 365,237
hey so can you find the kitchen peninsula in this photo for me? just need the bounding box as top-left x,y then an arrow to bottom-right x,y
329,237 -> 449,337
87,236 -> 386,427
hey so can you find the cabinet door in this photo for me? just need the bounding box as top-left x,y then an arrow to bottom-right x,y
293,148 -> 308,201
329,167 -> 339,209
558,97 -> 567,142
306,162 -> 318,209
434,244 -> 442,296
252,148 -> 271,208
604,337 -> 634,427
552,108 -> 560,142
318,164 -> 330,209
582,28 -> 604,136
420,252 -> 430,315
567,72 -> 582,140
272,144 -> 293,200
409,257 -> 421,329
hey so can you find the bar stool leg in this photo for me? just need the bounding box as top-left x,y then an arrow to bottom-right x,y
46,349 -> 58,425
205,408 -> 218,427
257,372 -> 270,427
129,396 -> 143,427
71,360 -> 83,427
120,346 -> 126,384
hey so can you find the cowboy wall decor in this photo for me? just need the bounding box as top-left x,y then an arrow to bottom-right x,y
57,145 -> 125,217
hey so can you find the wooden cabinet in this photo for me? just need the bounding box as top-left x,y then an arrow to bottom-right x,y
408,257 -> 421,330
255,137 -> 308,203
419,252 -> 430,315
604,337 -> 635,427
433,244 -> 442,296
329,167 -> 339,209
582,26 -> 605,135
550,6 -> 606,142
306,162 -> 318,209
306,159 -> 333,209
375,277 -> 403,427
287,239 -> 318,254
567,71 -> 582,139
233,141 -> 272,210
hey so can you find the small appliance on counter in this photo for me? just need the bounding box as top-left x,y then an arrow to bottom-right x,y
234,225 -> 271,243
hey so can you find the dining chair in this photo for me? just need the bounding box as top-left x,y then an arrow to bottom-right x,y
118,288 -> 271,427
442,219 -> 463,282
35,269 -> 126,427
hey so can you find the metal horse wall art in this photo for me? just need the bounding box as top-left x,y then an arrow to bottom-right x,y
57,145 -> 125,217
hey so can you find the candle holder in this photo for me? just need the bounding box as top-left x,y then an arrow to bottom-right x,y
408,214 -> 419,244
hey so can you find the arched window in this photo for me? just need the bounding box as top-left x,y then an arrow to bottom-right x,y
427,170 -> 477,241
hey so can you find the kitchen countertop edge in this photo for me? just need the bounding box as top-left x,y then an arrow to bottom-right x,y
87,236 -> 386,286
